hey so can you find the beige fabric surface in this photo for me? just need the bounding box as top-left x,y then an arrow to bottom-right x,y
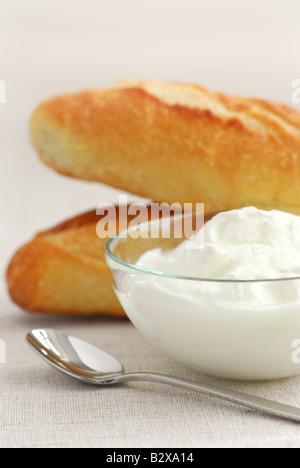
2,281 -> 300,448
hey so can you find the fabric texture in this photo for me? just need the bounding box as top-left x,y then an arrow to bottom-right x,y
2,287 -> 300,448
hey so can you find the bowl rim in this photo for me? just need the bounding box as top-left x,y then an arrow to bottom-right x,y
105,215 -> 300,284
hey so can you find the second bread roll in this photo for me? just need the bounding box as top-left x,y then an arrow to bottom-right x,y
7,204 -> 213,316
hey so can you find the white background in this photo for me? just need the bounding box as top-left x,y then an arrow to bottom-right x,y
1,0 -> 300,276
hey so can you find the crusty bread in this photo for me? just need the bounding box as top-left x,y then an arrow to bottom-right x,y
6,209 -> 124,316
7,205 -> 215,316
30,80 -> 300,215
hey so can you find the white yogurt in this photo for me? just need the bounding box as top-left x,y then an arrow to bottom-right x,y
137,206 -> 300,281
115,207 -> 300,380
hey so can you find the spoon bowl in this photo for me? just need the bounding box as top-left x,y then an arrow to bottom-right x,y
27,329 -> 124,383
26,328 -> 300,423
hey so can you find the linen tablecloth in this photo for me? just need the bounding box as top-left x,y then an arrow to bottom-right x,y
2,283 -> 300,448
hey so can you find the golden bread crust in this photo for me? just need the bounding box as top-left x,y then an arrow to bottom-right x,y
7,205 -> 214,316
30,81 -> 300,214
6,209 -> 124,316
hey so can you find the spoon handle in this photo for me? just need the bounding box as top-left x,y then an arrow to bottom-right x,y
115,372 -> 300,423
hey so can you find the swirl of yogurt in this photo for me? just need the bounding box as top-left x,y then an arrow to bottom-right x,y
137,206 -> 300,281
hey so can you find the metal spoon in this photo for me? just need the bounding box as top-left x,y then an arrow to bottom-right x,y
26,328 -> 300,423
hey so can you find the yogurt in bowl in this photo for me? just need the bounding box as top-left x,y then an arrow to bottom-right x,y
105,207 -> 300,380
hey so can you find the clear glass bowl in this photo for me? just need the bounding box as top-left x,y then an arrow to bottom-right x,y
105,213 -> 300,380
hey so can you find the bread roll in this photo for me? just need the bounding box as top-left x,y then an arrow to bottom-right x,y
7,205 -> 214,316
6,209 -> 124,316
30,80 -> 300,215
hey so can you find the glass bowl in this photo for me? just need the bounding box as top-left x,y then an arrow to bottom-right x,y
105,212 -> 300,380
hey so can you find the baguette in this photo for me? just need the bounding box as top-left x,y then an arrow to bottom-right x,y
7,205 -> 214,316
6,209 -> 123,316
30,80 -> 300,215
